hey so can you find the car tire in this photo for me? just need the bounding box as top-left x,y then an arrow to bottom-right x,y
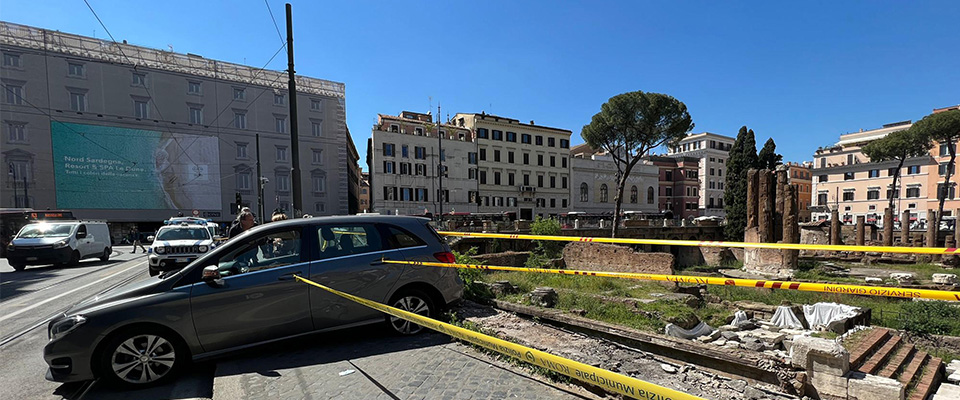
97,327 -> 186,388
68,251 -> 80,267
100,248 -> 111,262
11,264 -> 26,272
387,289 -> 435,335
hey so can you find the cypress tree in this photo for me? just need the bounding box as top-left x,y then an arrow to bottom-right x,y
757,138 -> 783,170
723,126 -> 758,240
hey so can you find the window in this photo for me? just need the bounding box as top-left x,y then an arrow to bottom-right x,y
600,184 -> 608,203
236,143 -> 248,158
415,127 -> 424,136
311,99 -> 322,111
537,154 -> 544,166
416,164 -> 427,176
479,170 -> 487,184
562,176 -> 567,189
818,193 -> 828,205
562,157 -> 567,168
508,197 -> 518,207
312,149 -> 323,164
3,53 -> 21,67
550,198 -> 556,208
907,165 -> 921,175
134,100 -> 149,119
869,169 -> 880,178
710,168 -> 715,176
188,81 -> 202,94
312,121 -> 323,136
274,93 -> 285,105
521,133 -> 532,144
867,189 -> 880,200
494,172 -> 501,185
276,173 -> 290,192
630,186 -> 638,203
537,175 -> 544,187
844,172 -> 855,180
550,176 -> 556,188
313,176 -> 326,193
7,122 -> 26,142
560,139 -> 569,149
665,187 -> 673,197
315,203 -> 326,213
383,143 -> 395,157
468,152 -> 478,164
818,175 -> 828,183
906,187 -> 920,198
523,153 -> 530,165
383,161 -> 395,174
506,131 -> 517,142
477,128 -> 488,139
508,173 -> 516,186
469,168 -> 477,179
523,174 -> 530,186
941,143 -> 956,157
233,88 -> 246,100
401,145 -> 409,158
647,187 -> 655,204
275,117 -> 286,133
132,73 -> 146,86
938,183 -> 956,200
4,84 -> 23,105
549,156 -> 556,167
69,92 -> 86,111
68,62 -> 85,77
492,130 -> 503,140
548,137 -> 555,147
190,107 -> 203,124
508,152 -> 515,163
479,149 -> 486,161
276,146 -> 287,162
939,163 -> 953,176
494,150 -> 501,162
887,188 -> 899,199
217,228 -> 301,276
400,163 -> 411,175
237,170 -> 251,190
887,167 -> 898,177
418,189 -> 430,202
234,111 -> 247,129
535,136 -> 543,146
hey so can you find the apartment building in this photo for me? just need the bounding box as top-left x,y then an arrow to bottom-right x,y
452,113 -> 572,220
664,132 -> 735,217
358,172 -> 370,213
785,162 -> 814,222
368,111 -> 478,216
569,144 -> 659,214
811,106 -> 960,225
0,21 -> 350,222
649,155 -> 702,219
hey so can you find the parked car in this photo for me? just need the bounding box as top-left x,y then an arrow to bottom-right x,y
148,223 -> 216,276
43,216 -> 462,387
6,221 -> 111,271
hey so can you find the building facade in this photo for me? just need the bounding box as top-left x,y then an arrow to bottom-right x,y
649,155 -> 702,219
569,144 -> 659,214
1,21 -> 349,223
664,132 -> 735,217
368,111 -> 478,216
453,113 -> 572,220
785,161 -> 814,222
358,172 -> 370,213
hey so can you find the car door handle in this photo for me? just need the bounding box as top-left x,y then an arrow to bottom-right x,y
278,271 -> 302,281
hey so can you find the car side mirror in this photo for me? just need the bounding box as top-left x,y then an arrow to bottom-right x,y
202,265 -> 221,281
76,231 -> 87,239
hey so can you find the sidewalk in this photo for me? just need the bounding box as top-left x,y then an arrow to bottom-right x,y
212,331 -> 592,400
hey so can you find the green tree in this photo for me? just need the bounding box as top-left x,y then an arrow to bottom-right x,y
912,109 -> 960,232
723,126 -> 758,240
525,217 -> 562,268
861,127 -> 932,211
756,138 -> 783,170
582,91 -> 694,237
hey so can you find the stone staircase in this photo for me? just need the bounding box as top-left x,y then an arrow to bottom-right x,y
849,328 -> 945,400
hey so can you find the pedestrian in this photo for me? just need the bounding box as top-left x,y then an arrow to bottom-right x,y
130,227 -> 147,253
271,211 -> 287,222
228,210 -> 256,239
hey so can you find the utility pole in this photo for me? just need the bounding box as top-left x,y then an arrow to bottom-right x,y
285,3 -> 302,217
437,103 -> 443,219
256,133 -> 265,221
22,175 -> 28,208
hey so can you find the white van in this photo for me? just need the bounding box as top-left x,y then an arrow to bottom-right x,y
6,221 -> 111,271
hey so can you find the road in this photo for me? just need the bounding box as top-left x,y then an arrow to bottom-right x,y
0,247 -> 597,400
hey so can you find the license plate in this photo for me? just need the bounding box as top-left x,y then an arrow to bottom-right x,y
26,257 -> 38,261
176,258 -> 190,263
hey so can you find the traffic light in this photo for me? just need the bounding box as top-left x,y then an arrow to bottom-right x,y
235,192 -> 242,212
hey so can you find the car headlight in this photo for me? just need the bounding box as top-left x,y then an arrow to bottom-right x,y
155,246 -> 166,254
198,245 -> 208,253
49,315 -> 86,340
52,240 -> 69,249
6,244 -> 14,251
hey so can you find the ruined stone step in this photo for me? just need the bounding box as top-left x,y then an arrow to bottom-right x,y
880,343 -> 916,379
899,351 -> 930,386
850,328 -> 891,368
859,335 -> 902,374
909,357 -> 943,400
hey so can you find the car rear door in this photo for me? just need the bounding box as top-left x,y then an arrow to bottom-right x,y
188,225 -> 315,353
307,222 -> 406,329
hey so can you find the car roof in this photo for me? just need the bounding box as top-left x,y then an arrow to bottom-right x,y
244,215 -> 430,234
159,224 -> 208,229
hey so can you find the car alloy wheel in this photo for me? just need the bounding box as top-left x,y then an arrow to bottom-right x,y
109,334 -> 177,384
389,291 -> 433,335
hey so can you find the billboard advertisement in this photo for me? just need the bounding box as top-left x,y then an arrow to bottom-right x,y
52,122 -> 222,210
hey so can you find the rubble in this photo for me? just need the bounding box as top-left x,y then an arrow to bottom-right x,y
889,272 -> 915,285
933,273 -> 959,285
529,287 -> 558,307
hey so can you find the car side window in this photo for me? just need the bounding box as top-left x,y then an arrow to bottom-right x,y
216,228 -> 301,277
382,225 -> 425,249
316,224 -> 382,259
77,224 -> 87,237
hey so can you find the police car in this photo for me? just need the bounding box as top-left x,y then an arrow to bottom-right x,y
148,222 -> 216,276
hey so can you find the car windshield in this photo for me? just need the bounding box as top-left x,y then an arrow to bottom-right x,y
16,223 -> 75,238
156,227 -> 210,241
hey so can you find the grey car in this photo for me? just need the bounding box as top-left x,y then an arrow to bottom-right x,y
43,216 -> 462,387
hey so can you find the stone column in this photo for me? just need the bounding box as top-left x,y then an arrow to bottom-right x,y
901,209 -> 911,245
775,167 -> 788,242
830,208 -> 842,245
883,207 -> 894,246
759,170 -> 776,243
855,216 -> 866,246
746,169 -> 759,230
955,208 -> 960,246
926,209 -> 938,249
783,185 -> 800,269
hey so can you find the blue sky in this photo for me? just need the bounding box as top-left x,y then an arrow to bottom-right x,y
4,1 -> 958,168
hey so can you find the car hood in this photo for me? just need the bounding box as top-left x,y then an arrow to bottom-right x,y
153,239 -> 212,247
66,275 -> 166,315
12,237 -> 67,246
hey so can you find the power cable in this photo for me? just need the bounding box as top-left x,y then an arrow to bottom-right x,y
263,0 -> 286,45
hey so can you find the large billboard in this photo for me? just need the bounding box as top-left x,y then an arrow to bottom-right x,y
52,122 -> 222,210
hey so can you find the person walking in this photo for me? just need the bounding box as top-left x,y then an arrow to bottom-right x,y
131,227 -> 147,253
228,210 -> 256,239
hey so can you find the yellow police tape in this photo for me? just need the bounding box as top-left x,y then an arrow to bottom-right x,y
438,231 -> 960,255
383,260 -> 960,302
293,275 -> 704,400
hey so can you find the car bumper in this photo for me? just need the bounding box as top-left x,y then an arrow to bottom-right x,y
149,255 -> 198,271
43,332 -> 98,382
7,247 -> 72,265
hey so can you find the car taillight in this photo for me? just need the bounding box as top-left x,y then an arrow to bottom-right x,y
433,252 -> 456,263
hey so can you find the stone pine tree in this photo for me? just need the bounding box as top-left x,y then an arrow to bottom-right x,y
756,138 -> 783,170
861,126 -> 932,211
912,109 -> 960,233
723,126 -> 758,240
582,91 -> 694,237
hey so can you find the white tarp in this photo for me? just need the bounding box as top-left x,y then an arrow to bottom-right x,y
802,302 -> 859,328
731,310 -> 750,326
770,306 -> 805,329
664,321 -> 715,340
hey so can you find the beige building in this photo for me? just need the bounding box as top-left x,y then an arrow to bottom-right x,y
569,144 -> 659,214
452,113 -> 572,220
664,132 -> 736,217
811,105 -> 960,226
785,162 -> 814,222
368,111 -> 478,216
